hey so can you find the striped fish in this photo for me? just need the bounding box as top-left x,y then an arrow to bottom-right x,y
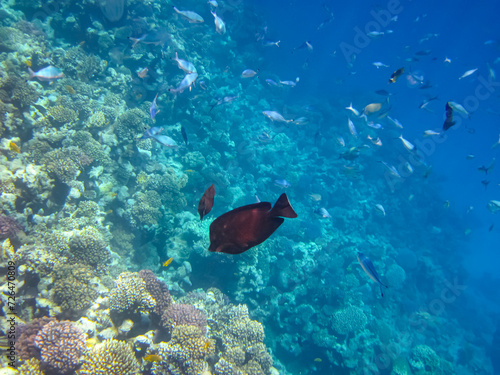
357,252 -> 389,297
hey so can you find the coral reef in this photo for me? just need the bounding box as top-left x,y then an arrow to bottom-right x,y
18,317 -> 57,360
52,263 -> 99,318
34,320 -> 86,373
331,305 -> 368,335
409,345 -> 442,374
68,227 -> 110,268
108,272 -> 156,316
161,304 -> 207,334
138,269 -> 173,319
0,214 -> 23,239
79,339 -> 141,375
18,358 -> 44,375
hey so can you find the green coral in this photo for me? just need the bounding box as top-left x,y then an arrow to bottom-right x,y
48,105 -> 79,124
331,305 -> 367,335
131,190 -> 162,226
52,263 -> 99,317
79,339 -> 141,375
69,226 -> 110,268
108,272 -> 156,315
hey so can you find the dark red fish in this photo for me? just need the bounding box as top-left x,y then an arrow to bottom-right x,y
198,184 -> 215,221
208,193 -> 297,254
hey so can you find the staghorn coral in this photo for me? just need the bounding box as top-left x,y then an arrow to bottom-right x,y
151,325 -> 214,375
48,105 -> 79,125
0,214 -> 23,239
108,272 -> 156,315
18,358 -> 45,375
79,339 -> 141,375
69,227 -> 110,268
331,305 -> 367,335
161,304 -> 207,335
18,317 -> 57,360
138,269 -> 173,318
52,263 -> 99,318
34,320 -> 86,373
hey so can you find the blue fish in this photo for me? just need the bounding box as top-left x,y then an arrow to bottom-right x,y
139,126 -> 163,140
150,93 -> 159,120
357,252 -> 389,297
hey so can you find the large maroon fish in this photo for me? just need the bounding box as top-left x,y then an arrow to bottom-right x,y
198,184 -> 215,221
209,193 -> 297,254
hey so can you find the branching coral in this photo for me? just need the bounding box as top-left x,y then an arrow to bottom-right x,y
18,317 -> 57,360
69,226 -> 110,268
151,325 -> 214,375
108,272 -> 156,315
79,339 -> 141,375
138,269 -> 173,319
161,304 -> 207,335
34,320 -> 86,373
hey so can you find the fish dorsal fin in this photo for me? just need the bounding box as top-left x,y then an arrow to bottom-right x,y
269,193 -> 298,218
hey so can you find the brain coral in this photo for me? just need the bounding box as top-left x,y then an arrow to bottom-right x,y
52,263 -> 99,318
138,269 -> 173,319
69,227 -> 110,268
79,339 -> 141,375
108,271 -> 156,315
34,320 -> 86,373
331,305 -> 367,335
161,304 -> 207,335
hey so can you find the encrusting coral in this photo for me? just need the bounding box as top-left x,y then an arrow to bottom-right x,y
34,320 -> 86,373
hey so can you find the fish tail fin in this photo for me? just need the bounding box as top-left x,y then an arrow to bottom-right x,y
270,193 -> 297,218
28,67 -> 35,79
129,37 -> 140,48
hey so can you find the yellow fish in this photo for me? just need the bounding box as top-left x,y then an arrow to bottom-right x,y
8,141 -> 20,153
25,59 -> 32,67
162,257 -> 173,267
203,341 -> 212,350
186,169 -> 194,173
314,358 -> 322,362
143,354 -> 162,362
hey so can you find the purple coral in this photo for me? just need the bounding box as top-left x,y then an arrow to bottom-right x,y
139,269 -> 172,318
161,304 -> 207,335
18,317 -> 56,360
34,320 -> 86,373
0,215 -> 23,239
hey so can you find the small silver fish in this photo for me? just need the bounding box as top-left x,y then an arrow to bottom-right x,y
263,111 -> 292,123
211,10 -> 226,34
374,204 -> 386,216
398,135 -> 415,151
458,68 -> 478,80
169,72 -> 198,94
345,103 -> 360,116
315,207 -> 331,218
28,66 -> 64,82
242,69 -> 258,78
172,51 -> 196,74
348,118 -> 358,139
173,6 -> 204,23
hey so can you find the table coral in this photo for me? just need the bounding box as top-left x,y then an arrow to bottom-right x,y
69,226 -> 110,267
161,304 -> 207,335
34,320 -> 86,373
331,305 -> 367,335
108,271 -> 156,315
79,339 -> 141,375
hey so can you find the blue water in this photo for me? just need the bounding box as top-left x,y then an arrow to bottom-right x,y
2,0 -> 500,373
